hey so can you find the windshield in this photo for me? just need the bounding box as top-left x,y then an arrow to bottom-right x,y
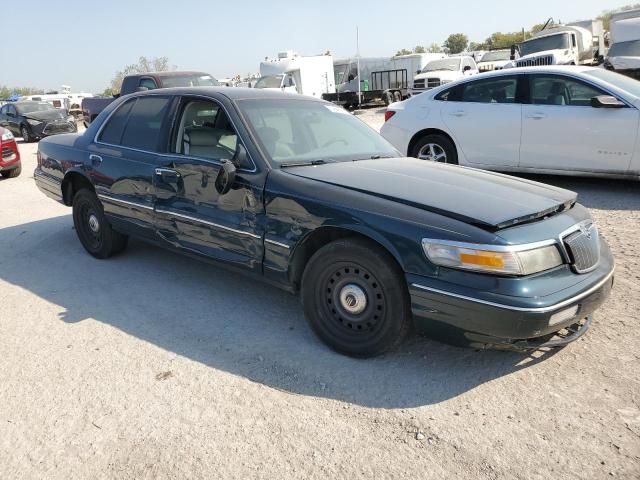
16,102 -> 56,114
253,76 -> 283,89
520,33 -> 570,56
334,63 -> 349,84
608,40 -> 640,58
480,50 -> 511,62
161,75 -> 219,87
422,58 -> 461,72
584,68 -> 640,98
237,99 -> 399,165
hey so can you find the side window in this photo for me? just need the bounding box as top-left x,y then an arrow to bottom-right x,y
530,75 -> 605,106
434,87 -> 455,101
0,105 -> 7,115
98,99 -> 135,144
139,78 -> 157,90
120,97 -> 171,150
173,99 -> 239,162
8,105 -> 16,115
461,77 -> 518,104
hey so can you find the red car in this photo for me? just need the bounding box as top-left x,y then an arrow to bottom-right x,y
0,126 -> 21,178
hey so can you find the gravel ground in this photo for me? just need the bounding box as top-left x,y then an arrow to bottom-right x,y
0,114 -> 639,479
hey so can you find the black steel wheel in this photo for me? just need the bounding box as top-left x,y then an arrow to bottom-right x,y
301,238 -> 411,357
72,189 -> 128,259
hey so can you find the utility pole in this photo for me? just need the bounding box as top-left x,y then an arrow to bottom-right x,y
356,26 -> 361,108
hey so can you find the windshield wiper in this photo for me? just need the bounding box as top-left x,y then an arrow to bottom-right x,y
280,159 -> 334,168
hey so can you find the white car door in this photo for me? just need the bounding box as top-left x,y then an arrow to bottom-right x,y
440,74 -> 522,166
520,74 -> 639,174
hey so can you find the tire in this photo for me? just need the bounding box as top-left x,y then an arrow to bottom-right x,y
20,125 -> 32,143
383,91 -> 393,106
1,165 -> 21,178
393,91 -> 402,102
301,238 -> 411,357
410,133 -> 458,164
72,189 -> 128,259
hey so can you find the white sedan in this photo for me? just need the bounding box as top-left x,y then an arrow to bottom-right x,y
380,66 -> 640,180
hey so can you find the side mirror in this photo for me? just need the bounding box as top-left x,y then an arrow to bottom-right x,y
510,44 -> 516,60
136,86 -> 149,92
216,160 -> 237,195
463,66 -> 471,72
590,95 -> 625,109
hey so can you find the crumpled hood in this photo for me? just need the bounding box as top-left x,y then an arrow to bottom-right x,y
284,158 -> 577,229
23,110 -> 67,122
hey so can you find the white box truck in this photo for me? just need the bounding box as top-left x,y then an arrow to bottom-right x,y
605,9 -> 640,79
323,53 -> 446,108
506,19 -> 604,67
254,51 -> 335,98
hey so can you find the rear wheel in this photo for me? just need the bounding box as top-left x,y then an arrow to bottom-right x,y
393,91 -> 402,102
411,133 -> 458,164
1,165 -> 21,178
383,91 -> 394,106
72,189 -> 128,259
301,238 -> 411,357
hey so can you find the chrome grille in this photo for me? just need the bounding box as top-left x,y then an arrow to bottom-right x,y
413,79 -> 425,89
563,223 -> 600,273
516,55 -> 553,67
42,121 -> 74,135
427,78 -> 441,88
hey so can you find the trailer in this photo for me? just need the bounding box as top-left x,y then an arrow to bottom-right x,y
322,53 -> 446,108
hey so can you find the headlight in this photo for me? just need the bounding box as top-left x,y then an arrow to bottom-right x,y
440,79 -> 452,84
421,239 -> 563,276
27,119 -> 43,126
1,129 -> 13,141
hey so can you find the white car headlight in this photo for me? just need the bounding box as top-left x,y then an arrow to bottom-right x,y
1,129 -> 13,141
422,239 -> 563,276
27,119 -> 43,126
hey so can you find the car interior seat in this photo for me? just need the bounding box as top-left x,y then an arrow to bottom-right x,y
184,129 -> 234,160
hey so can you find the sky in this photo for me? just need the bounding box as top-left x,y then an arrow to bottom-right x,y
0,0 -> 627,93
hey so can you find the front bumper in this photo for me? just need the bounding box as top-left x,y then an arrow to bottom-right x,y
407,241 -> 614,349
28,120 -> 77,139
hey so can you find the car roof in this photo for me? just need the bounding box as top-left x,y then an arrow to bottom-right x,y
124,71 -> 213,78
131,86 -> 326,102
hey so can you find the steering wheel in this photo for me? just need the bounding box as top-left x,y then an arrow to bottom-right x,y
321,138 -> 348,148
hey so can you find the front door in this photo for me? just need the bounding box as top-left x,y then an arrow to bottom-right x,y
441,74 -> 522,166
520,74 -> 639,174
90,95 -> 173,239
153,97 -> 265,271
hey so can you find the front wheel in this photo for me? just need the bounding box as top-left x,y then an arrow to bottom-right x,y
301,238 -> 411,357
410,133 -> 458,164
72,189 -> 128,259
20,126 -> 32,143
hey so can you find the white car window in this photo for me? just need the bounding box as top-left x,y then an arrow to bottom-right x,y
531,76 -> 606,107
461,77 -> 518,104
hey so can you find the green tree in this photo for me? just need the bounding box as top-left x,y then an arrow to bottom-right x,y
443,33 -> 468,54
427,43 -> 443,53
0,85 -> 45,99
108,56 -> 175,94
395,48 -> 413,56
414,45 -> 426,53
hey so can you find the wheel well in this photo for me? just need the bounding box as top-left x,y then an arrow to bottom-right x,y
407,128 -> 456,158
288,226 -> 403,291
62,172 -> 94,206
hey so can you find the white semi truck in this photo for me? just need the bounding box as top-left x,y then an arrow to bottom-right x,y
605,9 -> 640,79
323,53 -> 446,108
255,51 -> 335,98
506,19 -> 604,68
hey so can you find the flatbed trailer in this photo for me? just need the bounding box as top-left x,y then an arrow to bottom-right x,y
322,68 -> 408,108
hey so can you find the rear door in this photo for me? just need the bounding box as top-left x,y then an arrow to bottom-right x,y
520,74 -> 638,174
440,74 -> 523,166
152,96 -> 265,271
90,95 -> 174,240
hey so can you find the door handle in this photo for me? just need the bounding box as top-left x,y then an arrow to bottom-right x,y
155,168 -> 181,183
527,112 -> 546,119
89,154 -> 102,166
450,110 -> 466,117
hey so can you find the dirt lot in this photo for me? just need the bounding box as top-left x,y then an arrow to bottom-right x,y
1,113 -> 639,480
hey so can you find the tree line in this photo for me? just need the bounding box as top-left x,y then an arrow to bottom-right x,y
394,3 -> 640,56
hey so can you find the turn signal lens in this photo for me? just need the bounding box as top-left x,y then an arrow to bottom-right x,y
384,110 -> 396,122
422,240 -> 563,276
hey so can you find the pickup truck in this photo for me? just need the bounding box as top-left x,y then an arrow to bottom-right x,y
81,71 -> 218,127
